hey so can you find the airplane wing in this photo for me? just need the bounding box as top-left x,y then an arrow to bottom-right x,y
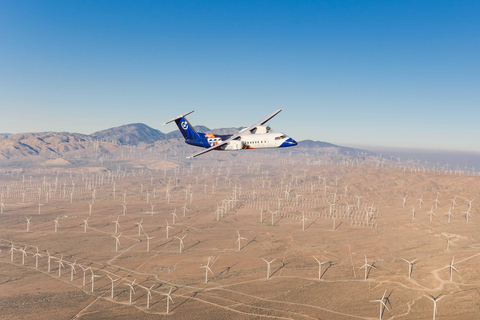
187,140 -> 230,158
239,109 -> 283,134
186,109 -> 282,158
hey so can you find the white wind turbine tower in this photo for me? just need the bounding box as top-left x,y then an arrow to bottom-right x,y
433,195 -> 440,209
68,260 -> 77,281
236,230 -> 247,251
359,254 -> 376,280
9,243 -> 17,262
88,202 -> 93,216
112,233 -> 122,252
467,199 -> 474,209
418,195 -> 424,208
300,212 -> 309,231
90,269 -> 101,293
83,218 -> 89,233
200,260 -> 214,283
0,201 -> 4,213
442,256 -> 459,282
46,250 -> 53,272
162,286 -> 174,314
261,258 -> 276,280
107,275 -> 119,299
267,209 -> 276,226
165,220 -> 173,239
112,216 -> 120,233
174,234 -> 186,253
135,219 -> 144,236
401,258 -> 418,279
442,233 -> 454,251
144,284 -> 155,308
171,209 -> 178,224
370,289 -> 389,320
57,255 -> 65,277
20,246 -> 27,265
145,232 -> 154,252
427,207 -> 436,222
401,195 -> 408,208
149,203 -> 156,216
79,265 -> 88,286
33,247 -> 43,268
445,208 -> 454,223
313,256 -> 330,280
424,294 -> 444,320
54,218 -> 59,232
25,217 -> 32,232
450,196 -> 457,209
182,203 -> 189,217
122,203 -> 127,216
411,205 -> 417,219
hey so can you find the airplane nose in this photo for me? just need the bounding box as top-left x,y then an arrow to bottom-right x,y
280,137 -> 298,147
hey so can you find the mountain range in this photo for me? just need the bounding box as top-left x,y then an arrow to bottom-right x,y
0,123 -> 371,161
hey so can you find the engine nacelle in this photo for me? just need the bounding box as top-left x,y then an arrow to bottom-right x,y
223,140 -> 244,151
251,125 -> 270,134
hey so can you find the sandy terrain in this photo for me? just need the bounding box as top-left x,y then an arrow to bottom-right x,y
0,151 -> 479,319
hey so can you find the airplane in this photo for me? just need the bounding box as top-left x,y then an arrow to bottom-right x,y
163,109 -> 297,158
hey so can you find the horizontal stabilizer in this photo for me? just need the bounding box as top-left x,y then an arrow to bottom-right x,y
163,111 -> 194,125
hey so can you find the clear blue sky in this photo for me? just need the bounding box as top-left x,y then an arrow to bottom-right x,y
1,1 -> 479,151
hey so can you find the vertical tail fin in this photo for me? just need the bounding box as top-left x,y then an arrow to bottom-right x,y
163,111 -> 200,141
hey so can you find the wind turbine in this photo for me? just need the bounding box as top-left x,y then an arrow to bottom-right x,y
401,258 -> 418,279
162,286 -> 174,314
33,247 -> 43,269
300,212 -> 309,231
433,195 -> 440,209
418,195 -> 424,208
112,233 -> 122,252
9,243 -> 17,262
359,254 -> 376,280
442,256 -> 459,282
20,246 -> 27,265
83,218 -> 89,233
445,208 -> 454,223
424,294 -> 444,320
46,250 -> 53,272
135,219 -> 144,236
171,208 -> 178,224
174,234 -> 186,253
165,220 -> 173,239
90,269 -> 101,292
261,258 -> 276,280
313,256 -> 330,280
401,195 -> 407,208
442,233 -> 454,251
57,255 -> 65,277
145,284 -> 155,308
54,218 -> 59,232
67,260 -> 77,281
25,217 -> 32,232
106,275 -> 119,299
145,232 -> 154,252
112,216 -> 120,233
182,203 -> 189,217
450,196 -> 457,209
79,265 -> 88,286
427,207 -> 436,222
235,230 -> 247,251
200,260 -> 214,283
370,289 -> 389,320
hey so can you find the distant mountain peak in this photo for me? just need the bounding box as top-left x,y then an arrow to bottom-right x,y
91,123 -> 165,145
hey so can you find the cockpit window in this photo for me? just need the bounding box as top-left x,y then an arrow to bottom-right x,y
275,135 -> 286,140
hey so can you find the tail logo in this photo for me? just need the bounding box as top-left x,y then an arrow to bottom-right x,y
181,121 -> 189,130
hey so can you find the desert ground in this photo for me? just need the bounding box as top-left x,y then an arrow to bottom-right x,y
1,149 -> 479,319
